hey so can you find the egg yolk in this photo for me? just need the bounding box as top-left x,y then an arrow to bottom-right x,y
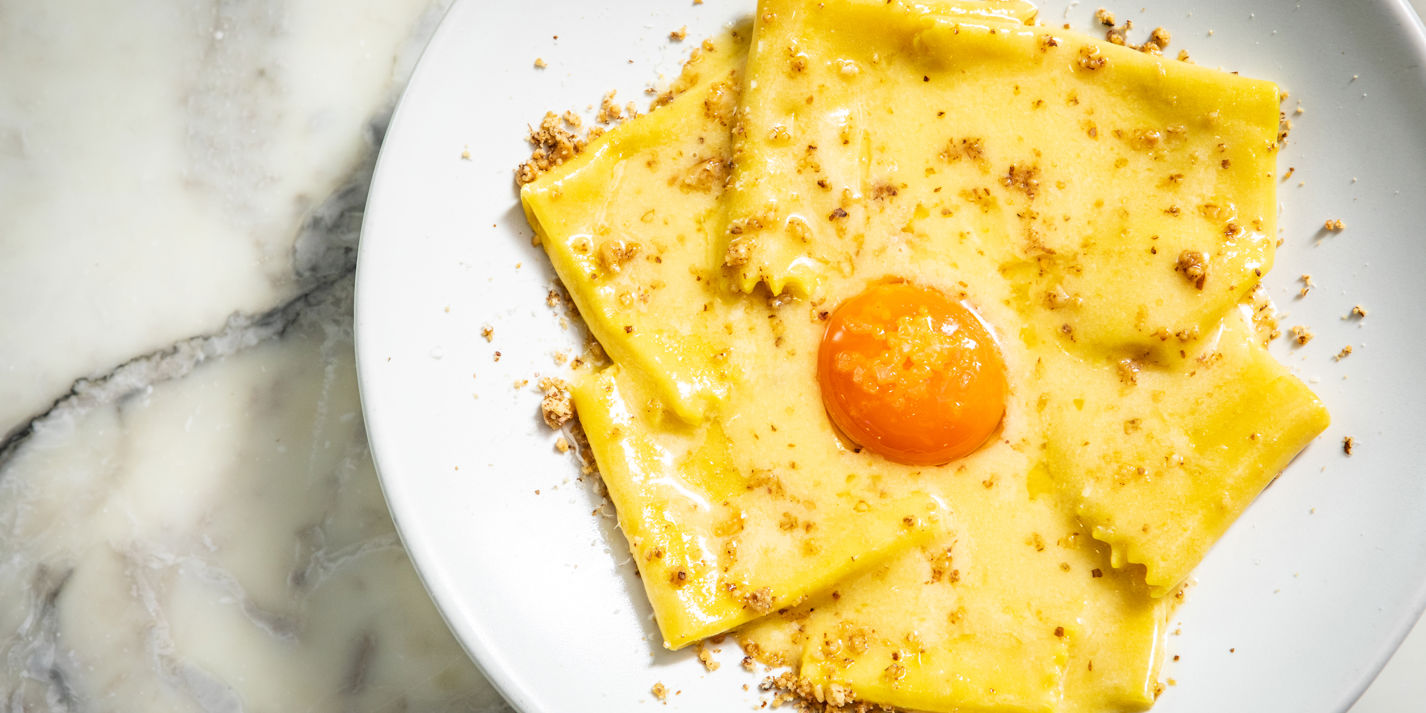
817,282 -> 1007,466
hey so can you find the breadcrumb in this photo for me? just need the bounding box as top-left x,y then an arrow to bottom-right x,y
696,642 -> 721,672
516,112 -> 587,185
1350,305 -> 1368,318
1289,325 -> 1314,346
597,91 -> 625,124
481,325 -> 494,342
534,57 -> 548,69
1324,218 -> 1345,232
1334,345 -> 1353,361
1343,436 -> 1355,455
743,587 -> 775,613
756,671 -> 893,712
651,682 -> 668,703
670,26 -> 688,41
1175,250 -> 1208,290
540,380 -> 574,429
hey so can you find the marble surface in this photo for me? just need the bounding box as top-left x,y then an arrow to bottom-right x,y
0,1 -> 1421,712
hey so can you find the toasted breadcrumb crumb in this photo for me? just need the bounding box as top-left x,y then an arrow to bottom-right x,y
1095,7 -> 1116,25
696,642 -> 722,672
1324,218 -> 1345,232
1298,273 -> 1313,297
743,587 -> 775,613
670,26 -> 688,41
598,91 -> 625,124
1334,345 -> 1353,361
481,325 -> 494,341
460,148 -> 471,160
1077,45 -> 1107,70
1147,26 -> 1171,50
516,112 -> 587,185
651,682 -> 668,703
1350,305 -> 1368,318
534,57 -> 547,69
757,672 -> 894,712
1289,325 -> 1314,346
1175,250 -> 1208,290
555,436 -> 571,453
540,380 -> 574,429
1343,436 -> 1355,455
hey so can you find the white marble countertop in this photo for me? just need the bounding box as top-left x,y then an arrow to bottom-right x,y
1,1 -> 1422,711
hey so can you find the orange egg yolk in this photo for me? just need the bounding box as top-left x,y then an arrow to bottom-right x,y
817,282 -> 1007,466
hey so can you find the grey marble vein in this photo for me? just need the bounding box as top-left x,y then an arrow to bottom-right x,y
0,3 -> 512,711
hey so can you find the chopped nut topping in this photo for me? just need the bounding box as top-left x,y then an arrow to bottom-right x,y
1175,250 -> 1208,290
597,91 -> 625,124
743,587 -> 775,613
1147,27 -> 1172,50
1003,163 -> 1041,199
597,239 -> 641,273
540,380 -> 574,429
1077,45 -> 1107,71
516,112 -> 587,185
696,642 -> 721,672
724,235 -> 753,267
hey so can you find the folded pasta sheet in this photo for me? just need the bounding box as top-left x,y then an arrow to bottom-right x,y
523,30 -> 947,649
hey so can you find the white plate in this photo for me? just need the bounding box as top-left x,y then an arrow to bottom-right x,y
354,1 -> 1426,711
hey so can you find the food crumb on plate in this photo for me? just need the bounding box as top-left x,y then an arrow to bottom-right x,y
540,378 -> 575,429
696,641 -> 721,671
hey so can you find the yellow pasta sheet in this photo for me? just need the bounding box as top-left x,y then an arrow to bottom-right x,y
523,31 -> 947,649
